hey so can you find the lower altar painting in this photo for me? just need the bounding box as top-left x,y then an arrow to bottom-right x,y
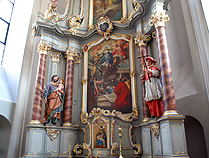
92,117 -> 109,148
87,38 -> 132,114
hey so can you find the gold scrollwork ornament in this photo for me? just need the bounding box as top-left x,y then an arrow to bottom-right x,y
73,143 -> 83,155
133,1 -> 142,11
129,125 -> 142,155
46,129 -> 61,141
150,124 -> 160,139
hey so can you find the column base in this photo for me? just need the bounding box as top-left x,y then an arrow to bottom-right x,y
62,122 -> 72,126
29,120 -> 42,125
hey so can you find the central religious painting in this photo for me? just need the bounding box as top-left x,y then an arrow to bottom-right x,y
87,39 -> 132,114
93,0 -> 122,24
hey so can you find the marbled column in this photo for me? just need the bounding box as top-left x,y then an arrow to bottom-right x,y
149,11 -> 177,114
156,27 -> 176,112
31,43 -> 51,124
63,50 -> 75,126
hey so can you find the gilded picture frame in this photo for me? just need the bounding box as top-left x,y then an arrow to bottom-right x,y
81,34 -> 138,122
88,0 -> 127,29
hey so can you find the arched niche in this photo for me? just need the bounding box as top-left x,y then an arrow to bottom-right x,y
0,115 -> 12,158
184,116 -> 208,158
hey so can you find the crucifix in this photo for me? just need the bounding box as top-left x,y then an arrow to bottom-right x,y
137,52 -> 151,82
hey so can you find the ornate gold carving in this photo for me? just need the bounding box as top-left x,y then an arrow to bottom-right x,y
50,52 -> 62,62
73,52 -> 82,64
149,11 -> 170,28
80,110 -> 88,124
129,125 -> 142,155
44,0 -> 59,23
37,43 -> 51,55
120,15 -> 128,23
87,107 -> 138,122
96,16 -> 113,40
44,0 -> 70,23
69,0 -> 84,29
69,15 -> 81,27
88,24 -> 95,30
134,34 -> 151,47
150,124 -> 160,139
133,1 -> 142,11
73,143 -> 83,155
65,49 -> 82,63
46,129 -> 61,141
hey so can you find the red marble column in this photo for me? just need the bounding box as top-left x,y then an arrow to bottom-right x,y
149,11 -> 177,114
156,26 -> 176,112
63,50 -> 75,126
138,45 -> 151,120
31,43 -> 51,124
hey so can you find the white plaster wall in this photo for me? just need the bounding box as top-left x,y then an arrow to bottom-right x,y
167,0 -> 209,156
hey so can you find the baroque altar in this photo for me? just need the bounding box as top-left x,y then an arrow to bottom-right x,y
23,0 -> 189,158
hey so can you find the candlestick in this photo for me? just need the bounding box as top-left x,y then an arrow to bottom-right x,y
118,127 -> 123,158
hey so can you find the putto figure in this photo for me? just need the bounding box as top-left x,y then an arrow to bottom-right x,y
140,57 -> 164,118
41,75 -> 64,125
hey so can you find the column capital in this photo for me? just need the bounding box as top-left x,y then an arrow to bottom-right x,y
50,52 -> 62,62
65,49 -> 82,63
149,11 -> 170,28
37,43 -> 51,55
134,33 -> 151,47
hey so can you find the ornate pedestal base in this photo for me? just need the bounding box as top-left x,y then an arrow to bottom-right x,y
140,115 -> 190,158
23,124 -> 79,158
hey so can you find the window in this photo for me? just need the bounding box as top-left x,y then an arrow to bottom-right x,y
0,0 -> 15,65
201,0 -> 209,30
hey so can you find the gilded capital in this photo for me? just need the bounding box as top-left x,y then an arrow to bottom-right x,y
65,49 -> 75,61
50,52 -> 62,62
65,49 -> 82,63
134,34 -> 151,47
149,11 -> 170,28
37,43 -> 51,55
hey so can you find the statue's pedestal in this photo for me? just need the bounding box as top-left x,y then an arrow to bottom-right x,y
23,124 -> 79,158
140,115 -> 190,158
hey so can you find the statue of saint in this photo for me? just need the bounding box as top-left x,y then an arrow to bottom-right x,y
96,129 -> 107,148
140,57 -> 164,118
41,75 -> 64,125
